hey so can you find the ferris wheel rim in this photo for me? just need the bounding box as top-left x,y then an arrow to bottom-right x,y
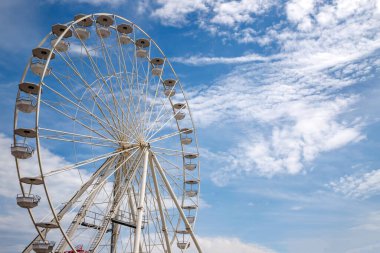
13,12 -> 201,253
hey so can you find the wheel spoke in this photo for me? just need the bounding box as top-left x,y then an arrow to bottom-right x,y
44,147 -> 137,177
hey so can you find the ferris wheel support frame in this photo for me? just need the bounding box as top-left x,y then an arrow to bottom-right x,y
152,152 -> 203,253
55,155 -> 129,252
88,150 -> 145,252
133,149 -> 149,253
149,154 -> 172,253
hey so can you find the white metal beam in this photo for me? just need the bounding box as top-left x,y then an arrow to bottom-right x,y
133,149 -> 149,253
151,151 -> 203,253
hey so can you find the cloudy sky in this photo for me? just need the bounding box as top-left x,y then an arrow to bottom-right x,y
1,0 -> 380,252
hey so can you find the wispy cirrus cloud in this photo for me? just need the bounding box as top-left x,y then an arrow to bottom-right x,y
328,169 -> 380,199
47,0 -> 127,6
190,236 -> 276,253
150,0 -> 277,28
150,0 -> 380,48
171,52 -> 273,65
178,0 -> 380,184
209,0 -> 278,26
188,40 -> 373,183
200,80 -> 366,185
151,0 -> 210,26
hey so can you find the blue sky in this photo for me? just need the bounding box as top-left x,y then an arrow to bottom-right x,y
1,0 -> 380,252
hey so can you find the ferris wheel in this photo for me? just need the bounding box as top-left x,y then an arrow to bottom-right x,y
12,13 -> 202,253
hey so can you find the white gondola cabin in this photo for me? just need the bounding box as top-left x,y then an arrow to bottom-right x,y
185,178 -> 199,199
164,89 -> 175,97
185,163 -> 197,171
186,179 -> 200,185
117,23 -> 133,44
96,26 -> 111,38
13,129 -> 36,159
186,216 -> 195,224
20,177 -> 43,185
15,128 -> 37,138
173,104 -> 186,121
182,204 -> 197,210
73,14 -> 93,40
176,230 -> 190,235
17,82 -> 39,122
16,97 -> 36,113
96,15 -> 114,38
173,103 -> 186,110
186,190 -> 198,197
180,128 -> 193,134
175,112 -> 186,120
181,137 -> 192,145
51,24 -> 72,52
16,193 -> 41,208
36,222 -> 59,229
184,153 -> 198,159
135,38 -> 150,58
119,33 -> 133,44
31,48 -> 55,76
150,57 -> 164,76
51,38 -> 69,52
11,143 -> 34,159
73,27 -> 90,40
30,61 -> 51,76
177,242 -> 190,250
32,240 -> 55,253
19,82 -> 40,95
163,79 -> 176,87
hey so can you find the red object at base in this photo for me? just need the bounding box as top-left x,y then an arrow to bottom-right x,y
64,245 -> 89,253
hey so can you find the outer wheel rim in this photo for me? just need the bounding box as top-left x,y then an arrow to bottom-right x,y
13,13 -> 201,253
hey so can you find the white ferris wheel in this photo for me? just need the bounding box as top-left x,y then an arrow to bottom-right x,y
12,13 -> 202,253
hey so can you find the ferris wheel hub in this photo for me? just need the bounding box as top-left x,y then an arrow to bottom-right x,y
119,142 -> 136,150
138,141 -> 150,149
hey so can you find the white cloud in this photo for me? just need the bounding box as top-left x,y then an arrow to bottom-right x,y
171,52 -> 272,65
210,0 -> 277,26
198,197 -> 212,209
69,43 -> 100,58
0,133 -> 20,197
286,0 -> 315,22
210,110 -> 364,185
151,0 -> 276,28
151,0 -> 209,26
286,0 -> 316,31
48,0 -> 127,6
351,211 -> 380,232
234,27 -> 259,44
174,0 -> 380,184
316,5 -> 336,27
189,236 -> 276,253
189,56 -> 366,183
150,0 -> 380,48
290,205 -> 303,211
328,169 -> 380,199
